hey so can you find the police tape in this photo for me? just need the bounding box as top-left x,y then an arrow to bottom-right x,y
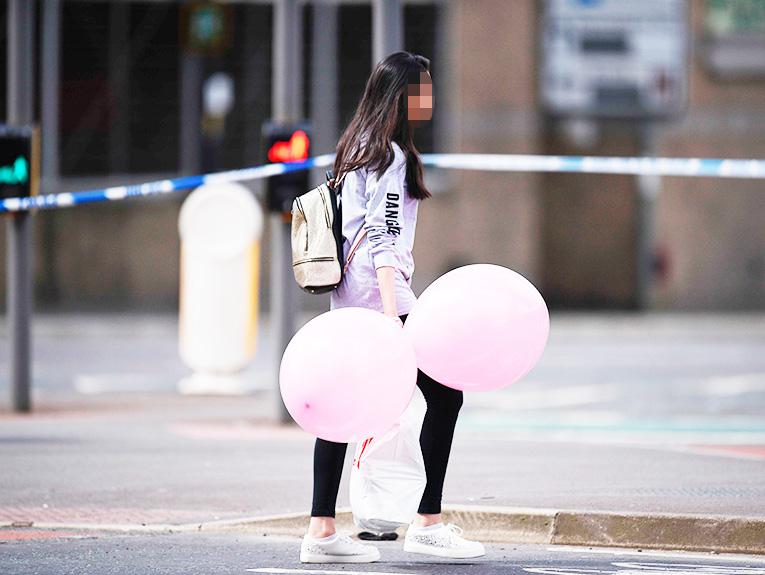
2,152 -> 764,213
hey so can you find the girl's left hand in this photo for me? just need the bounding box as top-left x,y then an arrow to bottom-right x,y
385,313 -> 404,329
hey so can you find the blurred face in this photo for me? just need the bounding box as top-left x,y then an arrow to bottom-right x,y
407,70 -> 433,124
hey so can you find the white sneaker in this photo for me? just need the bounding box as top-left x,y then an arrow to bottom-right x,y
403,522 -> 486,559
300,532 -> 381,563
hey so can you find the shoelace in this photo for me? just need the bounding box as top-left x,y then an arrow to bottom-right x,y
338,533 -> 370,548
445,523 -> 465,537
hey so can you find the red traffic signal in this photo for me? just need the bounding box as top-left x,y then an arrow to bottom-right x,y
267,129 -> 310,163
262,122 -> 312,213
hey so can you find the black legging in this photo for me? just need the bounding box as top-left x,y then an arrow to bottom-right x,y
311,312 -> 464,518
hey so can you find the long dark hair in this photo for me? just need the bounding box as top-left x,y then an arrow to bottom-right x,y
332,51 -> 432,200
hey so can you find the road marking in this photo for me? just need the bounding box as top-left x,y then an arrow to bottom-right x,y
248,570 -> 417,575
613,563 -> 765,573
167,422 -> 310,442
525,563 -> 765,575
74,373 -> 172,394
466,384 -> 621,411
546,547 -> 765,563
701,373 -> 765,397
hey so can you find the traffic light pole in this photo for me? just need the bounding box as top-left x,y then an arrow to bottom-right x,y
373,0 -> 402,65
271,0 -> 302,424
268,0 -> 400,426
6,0 -> 35,413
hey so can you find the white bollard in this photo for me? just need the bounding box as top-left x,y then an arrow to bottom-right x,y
178,182 -> 263,380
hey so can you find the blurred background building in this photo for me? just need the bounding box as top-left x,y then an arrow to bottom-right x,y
0,0 -> 763,313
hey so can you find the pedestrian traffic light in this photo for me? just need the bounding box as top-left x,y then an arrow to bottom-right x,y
0,124 -> 38,202
262,122 -> 312,214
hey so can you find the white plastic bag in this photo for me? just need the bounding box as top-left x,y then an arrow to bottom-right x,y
349,386 -> 427,533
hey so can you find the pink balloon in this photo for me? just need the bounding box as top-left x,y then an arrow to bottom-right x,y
403,264 -> 549,392
279,307 -> 418,442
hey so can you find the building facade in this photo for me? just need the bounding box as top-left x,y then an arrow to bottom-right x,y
0,0 -> 763,312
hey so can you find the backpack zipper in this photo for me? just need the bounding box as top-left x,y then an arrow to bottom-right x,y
293,256 -> 335,267
318,189 -> 331,228
295,197 -> 309,251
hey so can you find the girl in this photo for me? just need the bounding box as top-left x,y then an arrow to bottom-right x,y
299,51 -> 485,564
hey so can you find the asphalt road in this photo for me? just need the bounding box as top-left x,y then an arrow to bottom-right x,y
1,311 -> 765,527
3,312 -> 765,405
3,311 -> 764,446
3,531 -> 765,575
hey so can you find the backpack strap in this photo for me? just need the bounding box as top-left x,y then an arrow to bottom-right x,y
327,168 -> 362,271
327,170 -> 347,191
344,228 -> 368,273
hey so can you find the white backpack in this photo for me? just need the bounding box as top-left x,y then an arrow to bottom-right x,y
290,170 -> 367,294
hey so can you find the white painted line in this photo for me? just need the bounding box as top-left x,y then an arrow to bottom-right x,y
525,565 -> 765,575
250,570 -> 417,575
546,547 -> 765,564
612,562 -> 765,573
524,568 -> 607,575
177,372 -> 261,396
466,383 -> 621,411
73,373 -> 172,394
701,373 -> 765,397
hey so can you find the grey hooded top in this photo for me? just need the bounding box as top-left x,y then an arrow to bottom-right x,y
330,140 -> 419,315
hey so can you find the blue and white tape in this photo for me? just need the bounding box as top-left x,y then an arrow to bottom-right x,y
1,152 -> 763,214
424,154 -> 765,179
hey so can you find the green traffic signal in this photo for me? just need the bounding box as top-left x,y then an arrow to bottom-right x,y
0,156 -> 29,186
